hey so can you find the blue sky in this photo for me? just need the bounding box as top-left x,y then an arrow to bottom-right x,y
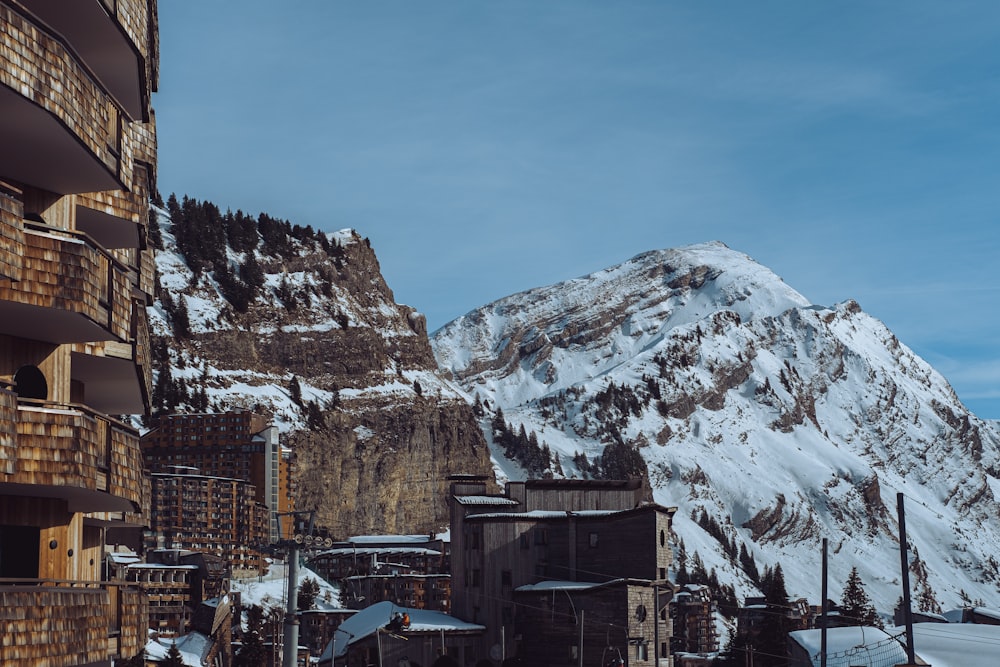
156,2 -> 1000,418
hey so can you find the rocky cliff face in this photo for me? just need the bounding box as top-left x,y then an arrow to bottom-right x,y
150,204 -> 492,536
432,241 -> 1000,612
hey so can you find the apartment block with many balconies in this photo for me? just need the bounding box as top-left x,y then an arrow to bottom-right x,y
146,469 -> 271,576
141,410 -> 294,544
0,1 -> 159,665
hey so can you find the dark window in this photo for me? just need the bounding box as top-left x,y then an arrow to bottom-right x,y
501,570 -> 512,587
0,525 -> 40,578
13,365 -> 47,400
502,606 -> 513,625
636,643 -> 648,661
660,529 -> 666,547
534,528 -> 548,545
519,533 -> 529,549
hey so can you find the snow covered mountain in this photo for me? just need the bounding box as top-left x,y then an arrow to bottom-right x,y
148,199 -> 492,535
432,241 -> 1000,613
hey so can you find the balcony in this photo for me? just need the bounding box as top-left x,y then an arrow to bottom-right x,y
2,400 -> 145,513
70,301 -> 151,415
16,0 -> 156,121
0,580 -> 146,667
0,223 -> 134,344
0,2 -> 133,194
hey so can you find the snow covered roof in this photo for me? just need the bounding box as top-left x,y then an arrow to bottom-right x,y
897,622 -> 1000,667
453,495 -> 520,506
515,580 -> 610,592
347,534 -> 438,545
465,509 -> 622,520
310,546 -> 441,558
970,606 -> 1000,621
108,552 -> 141,564
344,573 -> 449,581
788,626 -> 907,667
145,632 -> 212,666
320,600 -> 485,660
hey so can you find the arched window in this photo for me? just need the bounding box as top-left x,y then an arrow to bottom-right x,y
14,365 -> 47,400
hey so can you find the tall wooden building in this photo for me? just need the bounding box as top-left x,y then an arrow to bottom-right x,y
0,1 -> 159,665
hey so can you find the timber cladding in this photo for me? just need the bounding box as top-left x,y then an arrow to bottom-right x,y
0,383 -> 15,474
0,226 -> 134,340
9,403 -> 143,509
0,183 -> 24,281
0,584 -> 145,667
0,3 -> 132,182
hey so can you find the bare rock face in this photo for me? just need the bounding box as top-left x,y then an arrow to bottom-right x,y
152,214 -> 493,537
291,398 -> 491,534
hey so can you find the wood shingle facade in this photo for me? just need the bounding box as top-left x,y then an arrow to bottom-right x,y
0,0 -> 158,664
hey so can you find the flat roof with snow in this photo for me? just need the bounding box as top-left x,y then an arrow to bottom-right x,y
321,600 -> 485,661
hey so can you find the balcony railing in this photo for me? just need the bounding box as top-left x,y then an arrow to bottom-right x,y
0,579 -> 146,667
0,224 -> 133,343
6,399 -> 145,512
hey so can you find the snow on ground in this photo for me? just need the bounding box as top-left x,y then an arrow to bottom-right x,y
145,631 -> 212,666
232,559 -> 342,611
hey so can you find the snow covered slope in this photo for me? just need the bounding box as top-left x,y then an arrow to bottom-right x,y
432,241 -> 1000,613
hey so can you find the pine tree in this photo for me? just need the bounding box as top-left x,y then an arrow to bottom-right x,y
235,605 -> 266,666
173,297 -> 191,339
840,566 -> 882,628
288,376 -> 303,407
298,577 -> 321,611
756,562 -> 791,667
739,543 -> 760,584
161,643 -> 184,667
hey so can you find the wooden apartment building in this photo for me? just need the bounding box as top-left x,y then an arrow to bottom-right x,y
0,1 -> 159,664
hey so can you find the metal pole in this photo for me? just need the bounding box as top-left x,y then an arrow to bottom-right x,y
578,609 -> 584,667
820,538 -> 828,667
283,545 -> 300,667
653,584 -> 659,667
897,493 -> 916,665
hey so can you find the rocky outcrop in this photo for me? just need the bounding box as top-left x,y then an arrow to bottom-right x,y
152,215 -> 494,536
291,398 -> 492,534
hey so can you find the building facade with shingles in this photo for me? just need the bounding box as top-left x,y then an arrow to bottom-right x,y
0,1 -> 158,664
449,475 -> 677,667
